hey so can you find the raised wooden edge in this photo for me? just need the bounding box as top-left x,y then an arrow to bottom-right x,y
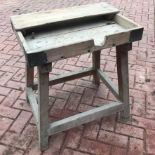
33,67 -> 95,90
48,101 -> 124,135
114,14 -> 143,42
115,14 -> 141,28
25,39 -> 94,67
94,14 -> 143,48
11,2 -> 119,31
16,32 -> 30,52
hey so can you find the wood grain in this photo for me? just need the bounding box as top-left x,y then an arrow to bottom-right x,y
48,101 -> 124,135
11,2 -> 119,31
116,43 -> 132,121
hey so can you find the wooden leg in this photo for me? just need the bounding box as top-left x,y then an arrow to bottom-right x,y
26,64 -> 34,103
38,63 -> 51,151
116,43 -> 132,121
92,50 -> 101,85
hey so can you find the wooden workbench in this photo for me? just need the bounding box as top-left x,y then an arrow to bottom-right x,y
11,2 -> 143,151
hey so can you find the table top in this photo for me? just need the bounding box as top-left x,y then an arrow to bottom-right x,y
11,2 -> 143,67
25,20 -> 126,53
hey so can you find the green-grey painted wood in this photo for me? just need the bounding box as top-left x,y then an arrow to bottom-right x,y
38,64 -> 51,151
48,101 -> 124,135
116,43 -> 132,121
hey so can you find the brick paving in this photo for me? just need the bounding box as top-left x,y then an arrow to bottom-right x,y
0,0 -> 154,154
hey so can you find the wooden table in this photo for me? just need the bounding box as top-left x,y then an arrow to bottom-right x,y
11,2 -> 143,151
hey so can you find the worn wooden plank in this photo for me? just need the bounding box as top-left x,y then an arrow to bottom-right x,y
16,32 -> 30,53
97,69 -> 119,100
103,31 -> 130,49
26,87 -> 38,123
33,67 -> 94,90
11,2 -> 119,31
115,14 -> 140,29
26,22 -> 126,54
48,101 -> 124,135
45,40 -> 94,62
38,64 -> 51,151
116,43 -> 132,121
92,51 -> 101,85
115,14 -> 143,42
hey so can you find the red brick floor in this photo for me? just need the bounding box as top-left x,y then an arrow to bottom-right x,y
0,0 -> 155,154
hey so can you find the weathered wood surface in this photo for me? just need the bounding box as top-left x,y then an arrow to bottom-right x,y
16,16 -> 142,66
33,67 -> 94,90
115,14 -> 139,28
21,19 -> 135,66
11,3 -> 143,67
14,14 -> 143,56
11,2 -> 119,31
25,21 -> 126,53
38,64 -> 51,151
10,2 -> 144,151
48,101 -> 124,135
116,43 -> 132,121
